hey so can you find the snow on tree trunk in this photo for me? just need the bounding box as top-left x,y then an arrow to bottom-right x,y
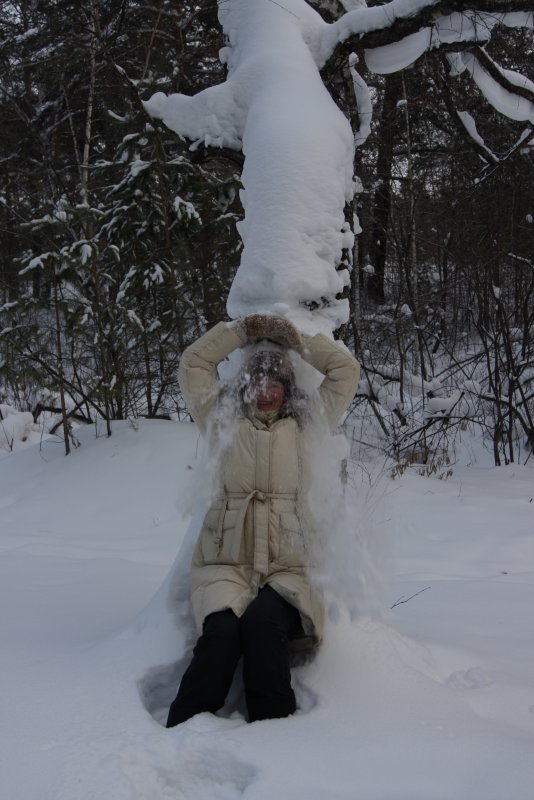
144,0 -> 354,335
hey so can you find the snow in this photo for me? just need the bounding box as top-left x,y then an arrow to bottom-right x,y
457,110 -> 496,161
365,28 -> 431,74
320,4 -> 530,82
2,419 -> 534,799
318,0 -> 534,120
501,11 -> 534,31
426,390 -> 463,417
142,0 -> 533,335
79,242 -> 93,265
129,159 -> 150,178
145,0 -> 354,335
502,66 -> 534,96
319,0 -> 437,64
19,254 -> 47,275
431,11 -> 496,48
349,53 -> 373,148
0,405 -> 34,450
462,53 -> 534,124
318,4 -> 513,68
127,309 -> 144,329
15,27 -> 39,42
144,83 -> 244,151
172,196 -> 201,223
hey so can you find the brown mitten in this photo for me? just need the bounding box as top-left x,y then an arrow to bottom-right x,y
244,314 -> 302,349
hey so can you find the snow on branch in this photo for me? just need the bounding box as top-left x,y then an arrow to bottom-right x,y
143,83 -> 244,151
456,110 -> 499,163
349,53 -> 373,147
448,99 -> 532,181
461,64 -> 534,124
460,47 -> 534,123
319,0 -> 533,72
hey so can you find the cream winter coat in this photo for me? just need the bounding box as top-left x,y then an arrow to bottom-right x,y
179,321 -> 359,646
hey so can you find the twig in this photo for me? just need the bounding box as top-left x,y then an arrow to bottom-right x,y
390,585 -> 431,609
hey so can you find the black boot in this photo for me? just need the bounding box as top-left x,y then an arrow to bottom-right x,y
166,609 -> 242,727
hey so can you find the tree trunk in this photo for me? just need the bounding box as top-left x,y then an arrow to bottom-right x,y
367,73 -> 401,305
53,281 -> 71,456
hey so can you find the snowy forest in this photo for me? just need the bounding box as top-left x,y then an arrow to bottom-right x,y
3,3 -> 534,798
1,0 -> 533,466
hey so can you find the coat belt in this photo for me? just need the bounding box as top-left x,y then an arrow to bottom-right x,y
218,489 -> 297,575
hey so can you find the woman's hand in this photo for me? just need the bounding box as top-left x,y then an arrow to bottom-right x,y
244,314 -> 302,349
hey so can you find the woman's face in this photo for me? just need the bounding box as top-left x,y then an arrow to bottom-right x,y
248,374 -> 286,412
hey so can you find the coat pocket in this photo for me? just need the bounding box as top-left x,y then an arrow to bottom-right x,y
199,503 -> 225,563
277,512 -> 308,567
220,509 -> 244,563
199,503 -> 244,565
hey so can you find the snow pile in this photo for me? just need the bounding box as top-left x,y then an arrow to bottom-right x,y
0,404 -> 34,450
305,423 -> 390,620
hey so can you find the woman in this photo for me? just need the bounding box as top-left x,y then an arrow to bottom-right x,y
166,315 -> 359,726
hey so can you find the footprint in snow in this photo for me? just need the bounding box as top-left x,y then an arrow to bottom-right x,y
117,740 -> 257,800
175,743 -> 257,797
138,657 -> 189,725
446,666 -> 493,689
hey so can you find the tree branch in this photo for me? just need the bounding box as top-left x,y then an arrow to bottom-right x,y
472,45 -> 534,104
320,0 -> 533,74
390,586 -> 431,609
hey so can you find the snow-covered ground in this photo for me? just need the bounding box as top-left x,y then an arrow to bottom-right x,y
1,419 -> 533,799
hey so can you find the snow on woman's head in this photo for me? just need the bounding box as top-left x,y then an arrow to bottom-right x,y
245,349 -> 294,391
235,347 -> 314,424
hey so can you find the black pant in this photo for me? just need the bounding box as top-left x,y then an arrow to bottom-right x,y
166,585 -> 301,726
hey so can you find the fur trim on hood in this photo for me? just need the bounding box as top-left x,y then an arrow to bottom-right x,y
244,314 -> 302,349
